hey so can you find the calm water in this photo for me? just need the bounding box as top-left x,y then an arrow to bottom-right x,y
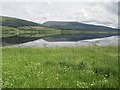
43,33 -> 118,42
2,33 -> 118,46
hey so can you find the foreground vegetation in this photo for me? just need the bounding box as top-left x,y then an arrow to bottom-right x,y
2,46 -> 118,88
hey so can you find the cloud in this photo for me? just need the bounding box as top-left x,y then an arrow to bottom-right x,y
1,0 -> 119,2
1,1 -> 118,28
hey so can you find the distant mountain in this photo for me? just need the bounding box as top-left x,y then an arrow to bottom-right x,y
0,16 -> 118,32
43,21 -> 118,31
0,16 -> 40,28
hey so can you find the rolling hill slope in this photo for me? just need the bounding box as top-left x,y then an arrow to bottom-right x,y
43,21 -> 118,31
0,16 -> 40,27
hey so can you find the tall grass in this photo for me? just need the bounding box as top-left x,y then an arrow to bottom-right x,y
2,46 -> 118,88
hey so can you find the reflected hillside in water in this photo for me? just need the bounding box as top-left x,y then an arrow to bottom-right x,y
2,30 -> 119,46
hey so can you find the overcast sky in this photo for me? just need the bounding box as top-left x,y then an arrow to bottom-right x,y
0,0 -> 119,28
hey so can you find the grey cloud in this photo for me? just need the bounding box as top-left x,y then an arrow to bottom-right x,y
1,2 -> 118,28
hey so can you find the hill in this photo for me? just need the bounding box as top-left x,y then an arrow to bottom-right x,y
0,16 -> 40,27
0,16 -> 118,32
42,21 -> 117,31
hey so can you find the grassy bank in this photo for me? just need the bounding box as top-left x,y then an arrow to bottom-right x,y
2,46 -> 118,88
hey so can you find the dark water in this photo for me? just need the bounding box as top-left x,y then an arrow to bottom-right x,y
43,33 -> 118,42
2,33 -> 119,46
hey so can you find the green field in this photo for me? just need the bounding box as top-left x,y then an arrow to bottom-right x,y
2,46 -> 118,88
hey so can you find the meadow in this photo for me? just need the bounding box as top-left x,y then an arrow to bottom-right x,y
2,46 -> 118,88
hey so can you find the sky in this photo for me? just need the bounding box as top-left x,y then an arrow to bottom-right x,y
0,0 -> 119,28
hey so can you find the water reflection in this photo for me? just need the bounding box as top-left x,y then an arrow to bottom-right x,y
2,32 -> 119,46
43,33 -> 118,41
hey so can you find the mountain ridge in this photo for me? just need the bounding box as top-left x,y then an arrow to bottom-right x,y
0,16 -> 119,32
42,21 -> 118,31
0,16 -> 40,28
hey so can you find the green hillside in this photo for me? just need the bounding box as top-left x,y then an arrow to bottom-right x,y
43,21 -> 118,32
0,16 -> 40,27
